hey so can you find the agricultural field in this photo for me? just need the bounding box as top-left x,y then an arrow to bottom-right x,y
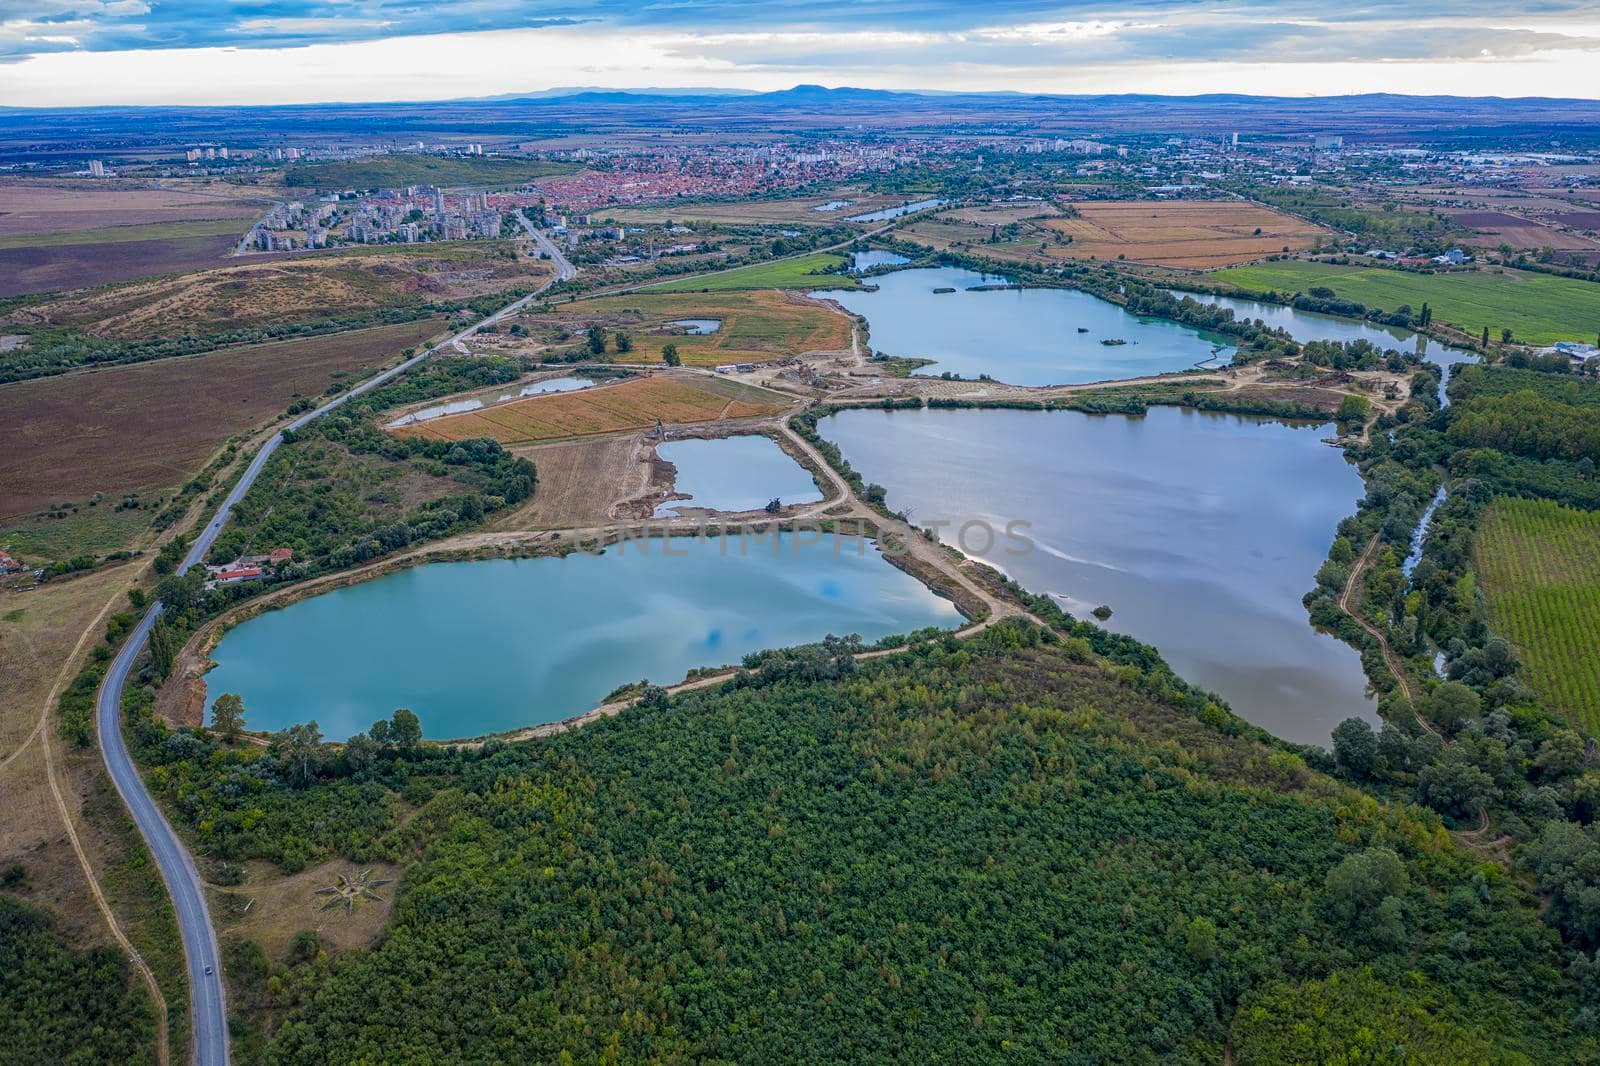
0,180 -> 269,295
0,234 -> 244,297
646,253 -> 855,292
393,373 -> 785,444
533,290 -> 851,366
1214,260 -> 1600,346
10,244 -> 547,342
0,181 -> 265,239
1442,209 -> 1600,267
938,201 -> 1062,225
604,192 -> 910,227
1475,496 -> 1600,730
1040,200 -> 1328,269
0,218 -> 251,250
898,216 -> 1052,266
0,317 -> 444,526
283,156 -> 574,191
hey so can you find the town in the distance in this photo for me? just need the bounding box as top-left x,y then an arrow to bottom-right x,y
4,36 -> 1600,1066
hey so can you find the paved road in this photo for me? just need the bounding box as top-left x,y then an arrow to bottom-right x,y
93,230 -> 572,1065
514,212 -> 577,280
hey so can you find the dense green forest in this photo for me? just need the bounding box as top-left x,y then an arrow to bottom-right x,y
0,895 -> 156,1064
126,623 -> 1594,1062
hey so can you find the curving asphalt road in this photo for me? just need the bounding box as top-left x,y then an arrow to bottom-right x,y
94,230 -> 574,1065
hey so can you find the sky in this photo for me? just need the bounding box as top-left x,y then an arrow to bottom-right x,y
3,2 -> 1599,107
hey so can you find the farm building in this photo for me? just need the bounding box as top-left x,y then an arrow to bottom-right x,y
1553,341 -> 1599,364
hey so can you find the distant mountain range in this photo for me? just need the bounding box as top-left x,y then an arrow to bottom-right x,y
3,85 -> 1598,146
480,84 -> 1600,111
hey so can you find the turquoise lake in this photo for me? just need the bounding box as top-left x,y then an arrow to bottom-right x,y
819,266 -> 1234,386
821,405 -> 1374,744
656,435 -> 824,516
205,535 -> 961,740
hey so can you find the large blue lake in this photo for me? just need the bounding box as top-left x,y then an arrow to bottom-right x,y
821,405 -> 1375,744
206,535 -> 961,740
820,266 -> 1234,386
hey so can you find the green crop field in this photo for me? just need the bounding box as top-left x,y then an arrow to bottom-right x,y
1213,260 -> 1600,346
646,253 -> 857,292
284,156 -> 576,191
1475,496 -> 1600,730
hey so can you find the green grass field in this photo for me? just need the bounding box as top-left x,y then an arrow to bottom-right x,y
645,253 -> 857,292
1213,260 -> 1600,346
284,156 -> 576,191
1475,496 -> 1600,730
0,217 -> 250,249
0,505 -> 153,563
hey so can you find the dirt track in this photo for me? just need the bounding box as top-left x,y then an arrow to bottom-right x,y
1339,533 -> 1436,735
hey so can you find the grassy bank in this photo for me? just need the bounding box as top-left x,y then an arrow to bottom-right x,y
1213,260 -> 1600,347
646,253 -> 856,292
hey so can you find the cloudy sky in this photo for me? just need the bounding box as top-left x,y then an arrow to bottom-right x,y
3,1 -> 1599,107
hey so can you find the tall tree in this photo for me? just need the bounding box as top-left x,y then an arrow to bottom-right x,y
390,708 -> 422,750
271,722 -> 325,788
210,692 -> 245,744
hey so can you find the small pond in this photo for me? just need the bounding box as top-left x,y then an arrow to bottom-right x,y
670,319 -> 723,335
502,376 -> 594,399
851,250 -> 911,270
847,198 -> 947,222
656,435 -> 824,516
385,398 -> 483,428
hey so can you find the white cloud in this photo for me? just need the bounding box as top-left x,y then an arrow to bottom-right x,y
972,20 -> 1157,43
229,17 -> 396,37
1,20 -> 1598,106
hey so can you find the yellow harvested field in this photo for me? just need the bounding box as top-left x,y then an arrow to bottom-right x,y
393,374 -> 784,444
1041,200 -> 1327,269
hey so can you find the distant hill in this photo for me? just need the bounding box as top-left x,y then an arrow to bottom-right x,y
4,87 -> 1599,148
